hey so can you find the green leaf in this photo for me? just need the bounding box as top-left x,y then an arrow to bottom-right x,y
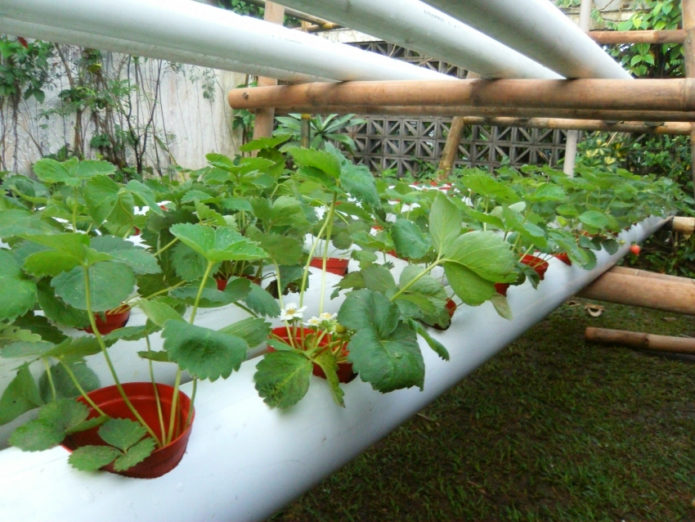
98,417 -> 148,451
444,262 -> 497,306
23,250 -> 81,277
0,210 -> 58,239
258,234 -> 304,265
219,317 -> 271,348
443,231 -> 517,283
170,223 -> 268,263
43,336 -> 102,361
36,279 -> 89,328
338,289 -> 400,338
113,437 -> 156,472
253,350 -> 312,409
0,249 -> 37,321
68,445 -> 121,471
578,210 -> 619,232
339,162 -> 380,207
138,299 -> 183,328
125,180 -> 165,216
244,283 -> 281,317
0,364 -> 43,424
24,233 -> 90,264
84,175 -> 120,226
163,320 -> 248,380
287,147 -> 341,179
429,193 -> 462,253
391,218 -> 431,259
90,236 -> 161,275
412,320 -> 449,360
39,361 -> 99,402
171,243 -> 208,282
51,262 -> 135,312
348,324 -> 424,392
10,399 -> 89,450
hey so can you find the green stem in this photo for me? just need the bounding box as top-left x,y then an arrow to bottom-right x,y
318,196 -> 337,314
40,358 -> 57,402
144,335 -> 166,446
390,257 -> 441,302
83,266 -> 160,443
153,236 -> 179,258
58,359 -> 107,417
189,261 -> 215,325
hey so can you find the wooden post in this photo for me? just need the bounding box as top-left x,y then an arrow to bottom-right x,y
585,327 -> 695,354
590,29 -> 686,44
577,271 -> 695,315
252,2 -> 285,141
683,0 -> 695,199
672,216 -> 695,235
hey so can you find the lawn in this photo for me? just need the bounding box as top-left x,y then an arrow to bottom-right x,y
271,297 -> 695,520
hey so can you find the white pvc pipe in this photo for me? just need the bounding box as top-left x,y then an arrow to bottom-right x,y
421,0 -> 631,79
0,217 -> 665,521
272,0 -> 561,79
0,0 -> 448,82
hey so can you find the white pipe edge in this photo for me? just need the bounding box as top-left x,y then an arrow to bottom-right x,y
0,0 -> 448,82
0,216 -> 665,521
422,0 -> 631,79
272,0 -> 561,79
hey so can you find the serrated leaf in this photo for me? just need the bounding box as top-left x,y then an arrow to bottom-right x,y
84,175 -> 120,226
52,262 -> 135,312
253,350 -> 312,409
443,231 -> 517,283
98,418 -> 148,451
0,364 -> 43,424
391,218 -> 431,259
258,234 -> 304,265
243,283 -> 281,317
11,399 -> 89,450
171,242 -> 208,281
113,437 -> 156,471
444,262 -> 496,306
339,162 -> 380,207
43,336 -> 102,361
138,299 -> 183,328
287,147 -> 341,179
39,361 -> 99,403
338,289 -> 400,338
68,445 -> 121,471
170,223 -> 268,263
219,317 -> 271,348
163,320 -> 247,380
347,324 -> 424,392
0,210 -> 58,239
0,249 -> 37,321
36,279 -> 89,328
412,321 -> 449,360
429,193 -> 462,253
90,235 -> 161,275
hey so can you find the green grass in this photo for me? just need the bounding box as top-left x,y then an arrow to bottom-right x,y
270,299 -> 695,521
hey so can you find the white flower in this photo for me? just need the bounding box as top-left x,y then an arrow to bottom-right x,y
306,312 -> 337,329
280,303 -> 306,322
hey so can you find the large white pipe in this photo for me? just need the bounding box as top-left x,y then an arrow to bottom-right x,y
0,217 -> 665,521
0,0 -> 448,82
272,0 -> 560,79
421,0 -> 631,79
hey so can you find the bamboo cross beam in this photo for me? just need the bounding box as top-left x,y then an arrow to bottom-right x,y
277,104 -> 695,123
590,29 -> 686,44
228,79 -> 695,113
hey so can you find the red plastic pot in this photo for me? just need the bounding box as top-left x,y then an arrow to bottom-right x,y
269,326 -> 356,383
309,257 -> 349,276
521,254 -> 549,279
82,304 -> 131,334
553,252 -> 572,265
63,382 -> 194,479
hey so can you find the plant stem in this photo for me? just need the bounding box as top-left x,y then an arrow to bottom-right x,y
40,358 -> 57,401
58,359 -> 107,417
82,266 -> 160,443
390,256 -> 442,302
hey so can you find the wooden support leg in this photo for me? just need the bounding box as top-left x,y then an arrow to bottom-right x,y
252,2 -> 285,141
585,327 -> 695,354
436,116 -> 465,182
683,0 -> 695,198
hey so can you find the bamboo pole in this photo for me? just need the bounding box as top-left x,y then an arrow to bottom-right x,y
228,79 -> 695,113
672,216 -> 695,234
277,104 -> 695,123
585,327 -> 695,353
683,0 -> 695,199
609,266 -> 695,285
577,271 -> 695,315
251,2 -> 285,141
590,29 -> 686,44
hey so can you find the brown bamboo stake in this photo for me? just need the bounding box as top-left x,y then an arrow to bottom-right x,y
277,104 -> 695,123
590,29 -> 686,44
672,216 -> 695,234
609,266 -> 695,285
585,327 -> 695,353
683,0 -> 695,200
251,2 -> 285,141
227,79 -> 695,113
437,116 -> 466,182
457,117 -> 689,135
577,271 -> 695,315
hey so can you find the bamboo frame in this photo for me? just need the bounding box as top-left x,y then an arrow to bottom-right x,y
585,327 -> 695,353
577,270 -> 695,315
228,79 -> 695,114
672,216 -> 695,234
590,29 -> 686,44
